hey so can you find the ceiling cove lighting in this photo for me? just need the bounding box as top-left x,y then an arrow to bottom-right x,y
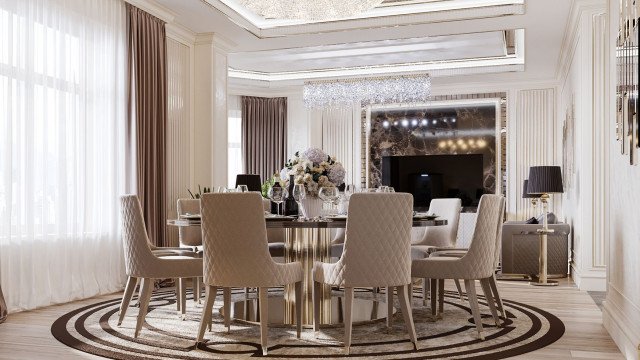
303,74 -> 431,109
237,0 -> 383,21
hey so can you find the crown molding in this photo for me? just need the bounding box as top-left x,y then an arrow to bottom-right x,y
166,23 -> 197,45
194,33 -> 238,52
555,0 -> 607,83
124,0 -> 176,23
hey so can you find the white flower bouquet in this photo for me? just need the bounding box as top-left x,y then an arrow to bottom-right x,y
280,148 -> 346,197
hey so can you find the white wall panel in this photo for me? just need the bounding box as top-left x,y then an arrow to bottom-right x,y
320,104 -> 362,187
166,37 -> 191,247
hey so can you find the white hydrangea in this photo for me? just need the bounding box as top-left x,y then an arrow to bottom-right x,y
327,162 -> 346,185
303,148 -> 327,165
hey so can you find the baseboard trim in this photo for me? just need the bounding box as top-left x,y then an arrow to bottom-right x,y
570,264 -> 606,291
603,286 -> 640,359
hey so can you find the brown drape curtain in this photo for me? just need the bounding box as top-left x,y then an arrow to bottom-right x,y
126,4 -> 167,247
241,96 -> 288,183
0,285 -> 6,323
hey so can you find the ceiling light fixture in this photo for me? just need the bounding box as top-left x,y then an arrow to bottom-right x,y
303,74 -> 431,109
236,0 -> 383,21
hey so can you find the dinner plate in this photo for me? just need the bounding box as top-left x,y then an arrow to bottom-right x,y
179,214 -> 201,220
325,214 -> 348,219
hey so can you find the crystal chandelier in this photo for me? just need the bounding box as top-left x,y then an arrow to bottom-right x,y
303,75 -> 432,109
237,0 -> 384,21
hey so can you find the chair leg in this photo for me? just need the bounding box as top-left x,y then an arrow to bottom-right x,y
454,279 -> 464,301
118,276 -> 137,326
480,278 -> 501,327
422,278 -> 429,306
295,281 -> 302,339
489,274 -> 506,318
386,286 -> 394,329
134,278 -> 154,338
258,287 -> 269,356
176,278 -> 181,312
344,287 -> 354,355
179,278 -> 187,319
313,281 -> 322,334
196,285 -> 218,344
223,287 -> 231,333
397,285 -> 418,350
194,277 -> 201,304
406,282 -> 412,309
430,279 -> 437,320
464,279 -> 484,340
438,279 -> 445,319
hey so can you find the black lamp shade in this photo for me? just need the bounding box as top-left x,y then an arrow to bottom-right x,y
527,166 -> 564,194
522,179 -> 541,198
235,174 -> 262,192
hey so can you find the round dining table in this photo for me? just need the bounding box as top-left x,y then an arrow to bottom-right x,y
167,216 -> 447,327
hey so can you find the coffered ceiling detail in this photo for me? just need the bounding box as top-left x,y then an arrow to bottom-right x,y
204,0 -> 525,37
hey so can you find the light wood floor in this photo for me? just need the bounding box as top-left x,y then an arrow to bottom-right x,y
0,279 -> 625,360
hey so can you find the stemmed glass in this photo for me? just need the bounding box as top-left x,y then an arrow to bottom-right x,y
344,184 -> 356,200
267,186 -> 287,216
236,184 -> 249,192
319,186 -> 339,217
292,184 -> 307,219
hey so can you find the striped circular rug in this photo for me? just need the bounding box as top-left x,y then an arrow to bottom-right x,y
52,288 -> 564,359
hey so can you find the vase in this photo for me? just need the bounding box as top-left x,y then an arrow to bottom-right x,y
301,197 -> 323,218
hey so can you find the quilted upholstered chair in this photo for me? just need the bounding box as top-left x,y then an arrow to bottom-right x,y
411,194 -> 505,340
410,198 -> 463,304
118,195 -> 203,338
196,193 -> 304,355
312,193 -> 418,354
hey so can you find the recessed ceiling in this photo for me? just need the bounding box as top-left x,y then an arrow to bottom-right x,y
206,0 -> 525,37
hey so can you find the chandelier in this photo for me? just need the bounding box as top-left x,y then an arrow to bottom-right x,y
237,0 -> 384,21
303,75 -> 432,109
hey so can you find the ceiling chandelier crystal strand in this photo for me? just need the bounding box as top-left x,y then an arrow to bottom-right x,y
238,0 -> 384,21
303,75 -> 432,109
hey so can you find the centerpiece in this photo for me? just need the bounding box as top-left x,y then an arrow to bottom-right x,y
279,148 -> 346,218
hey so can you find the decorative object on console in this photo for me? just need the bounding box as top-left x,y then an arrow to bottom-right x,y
527,166 -> 564,286
237,0 -> 383,21
303,75 -> 431,109
187,185 -> 211,199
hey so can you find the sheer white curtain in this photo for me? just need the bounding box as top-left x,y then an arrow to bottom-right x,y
0,0 -> 127,311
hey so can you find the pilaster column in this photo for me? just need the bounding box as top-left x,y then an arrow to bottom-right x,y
193,33 -> 232,188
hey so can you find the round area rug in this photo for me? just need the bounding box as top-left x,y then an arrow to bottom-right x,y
52,288 -> 564,359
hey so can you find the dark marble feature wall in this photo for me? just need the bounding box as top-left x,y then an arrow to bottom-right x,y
368,104 -> 498,195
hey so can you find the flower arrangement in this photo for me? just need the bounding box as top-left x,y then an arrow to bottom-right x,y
280,148 -> 346,197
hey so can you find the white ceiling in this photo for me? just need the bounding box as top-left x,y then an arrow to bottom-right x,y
152,0 -> 573,87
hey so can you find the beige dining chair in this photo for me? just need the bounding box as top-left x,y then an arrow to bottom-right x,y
118,195 -> 203,338
411,194 -> 505,340
196,193 -> 304,355
312,193 -> 418,354
410,198 -> 463,304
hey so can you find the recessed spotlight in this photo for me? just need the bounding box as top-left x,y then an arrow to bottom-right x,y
382,120 -> 390,129
421,119 -> 428,126
411,119 -> 418,127
452,118 -> 457,123
393,121 -> 399,126
432,119 -> 437,125
401,119 -> 409,127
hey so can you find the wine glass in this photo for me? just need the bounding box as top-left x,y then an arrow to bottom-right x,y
388,187 -> 395,193
268,186 -> 287,216
292,184 -> 307,219
215,186 -> 225,193
237,184 -> 249,193
319,187 -> 339,217
345,184 -> 356,199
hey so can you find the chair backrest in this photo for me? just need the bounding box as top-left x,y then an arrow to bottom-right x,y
342,193 -> 413,287
461,194 -> 505,279
200,192 -> 275,287
176,199 -> 202,247
235,174 -> 262,192
412,198 -> 462,247
120,195 -> 157,277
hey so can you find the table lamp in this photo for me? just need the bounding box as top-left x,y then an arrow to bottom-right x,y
522,179 -> 542,213
527,166 -> 564,286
